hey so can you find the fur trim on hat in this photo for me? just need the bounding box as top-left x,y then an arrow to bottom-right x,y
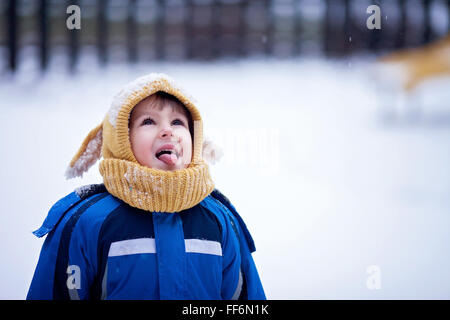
108,73 -> 196,128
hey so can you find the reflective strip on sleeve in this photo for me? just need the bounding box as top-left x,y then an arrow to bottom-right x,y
231,270 -> 243,300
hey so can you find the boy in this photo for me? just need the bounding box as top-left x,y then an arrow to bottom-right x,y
27,73 -> 265,300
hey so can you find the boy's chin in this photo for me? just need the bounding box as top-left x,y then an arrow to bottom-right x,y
145,159 -> 190,171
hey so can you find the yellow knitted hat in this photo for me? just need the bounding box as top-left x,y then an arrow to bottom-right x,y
65,73 -> 220,213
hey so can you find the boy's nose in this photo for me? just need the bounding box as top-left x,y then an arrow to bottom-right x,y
159,127 -> 173,138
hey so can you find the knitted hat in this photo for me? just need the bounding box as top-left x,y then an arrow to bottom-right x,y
65,73 -> 222,213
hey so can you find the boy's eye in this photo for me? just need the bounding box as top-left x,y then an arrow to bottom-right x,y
172,119 -> 185,126
142,118 -> 154,125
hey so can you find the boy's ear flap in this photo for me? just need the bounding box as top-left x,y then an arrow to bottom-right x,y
202,136 -> 223,165
65,123 -> 103,179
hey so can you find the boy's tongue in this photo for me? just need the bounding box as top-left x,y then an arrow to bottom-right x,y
158,153 -> 178,165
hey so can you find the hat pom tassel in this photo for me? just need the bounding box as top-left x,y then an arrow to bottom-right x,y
65,124 -> 103,179
202,136 -> 223,165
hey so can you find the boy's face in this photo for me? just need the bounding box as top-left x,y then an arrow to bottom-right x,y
129,98 -> 192,171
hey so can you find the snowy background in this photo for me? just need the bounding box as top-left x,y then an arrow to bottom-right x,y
1,55 -> 450,299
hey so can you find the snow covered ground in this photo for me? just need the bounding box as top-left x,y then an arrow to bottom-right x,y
1,55 -> 450,299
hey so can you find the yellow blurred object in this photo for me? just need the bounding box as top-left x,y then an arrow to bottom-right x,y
378,34 -> 450,91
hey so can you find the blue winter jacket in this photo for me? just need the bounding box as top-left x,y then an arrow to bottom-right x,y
27,184 -> 265,300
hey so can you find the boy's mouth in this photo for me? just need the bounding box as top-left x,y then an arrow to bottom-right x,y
155,148 -> 180,166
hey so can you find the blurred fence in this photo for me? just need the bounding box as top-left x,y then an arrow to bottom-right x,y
1,0 -> 450,72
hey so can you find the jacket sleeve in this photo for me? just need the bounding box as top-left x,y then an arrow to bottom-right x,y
219,203 -> 242,300
27,184 -> 107,300
62,190 -> 113,300
27,191 -> 84,300
65,216 -> 98,300
210,190 -> 266,300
